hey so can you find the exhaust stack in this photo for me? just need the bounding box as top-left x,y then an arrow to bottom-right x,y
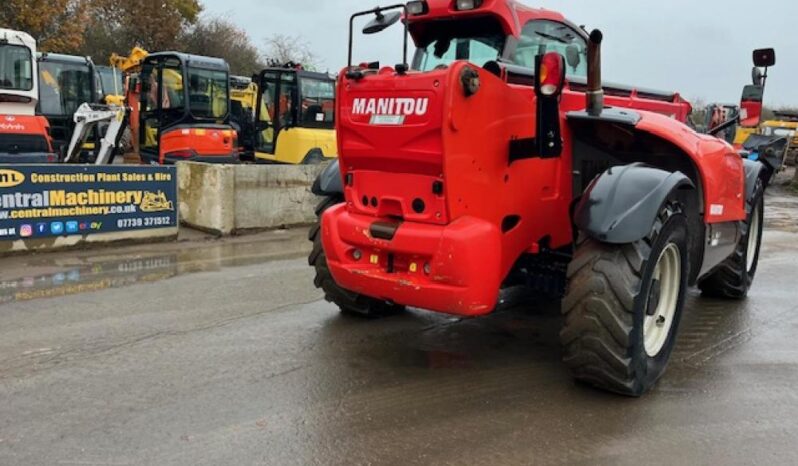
586,29 -> 604,117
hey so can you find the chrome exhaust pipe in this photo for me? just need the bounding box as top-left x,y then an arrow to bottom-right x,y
586,29 -> 604,117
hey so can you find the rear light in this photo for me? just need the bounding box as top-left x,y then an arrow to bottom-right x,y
538,52 -> 566,97
407,1 -> 428,15
455,0 -> 482,11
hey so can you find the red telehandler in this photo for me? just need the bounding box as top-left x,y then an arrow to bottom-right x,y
309,1 -> 776,396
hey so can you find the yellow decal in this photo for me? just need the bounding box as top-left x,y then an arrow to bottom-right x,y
140,191 -> 174,212
370,254 -> 379,265
0,169 -> 25,188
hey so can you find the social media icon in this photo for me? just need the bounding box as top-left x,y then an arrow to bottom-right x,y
79,222 -> 88,231
20,224 -> 33,237
50,222 -> 64,235
66,221 -> 79,234
36,223 -> 48,235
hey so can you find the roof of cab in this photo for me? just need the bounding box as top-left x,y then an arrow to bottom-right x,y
0,28 -> 36,48
412,0 -> 566,37
38,52 -> 93,65
144,52 -> 229,71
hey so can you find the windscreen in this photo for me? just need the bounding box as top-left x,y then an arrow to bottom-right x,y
300,77 -> 335,126
188,67 -> 228,119
0,44 -> 33,91
412,18 -> 506,71
38,60 -> 93,117
97,67 -> 123,96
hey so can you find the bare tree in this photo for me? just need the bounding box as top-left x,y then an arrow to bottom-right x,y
264,34 -> 318,69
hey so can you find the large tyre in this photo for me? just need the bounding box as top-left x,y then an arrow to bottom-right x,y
561,201 -> 689,396
308,195 -> 404,317
698,179 -> 764,299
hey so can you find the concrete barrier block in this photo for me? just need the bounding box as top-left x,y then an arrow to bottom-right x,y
177,162 -> 235,235
234,164 -> 323,231
176,161 -> 327,235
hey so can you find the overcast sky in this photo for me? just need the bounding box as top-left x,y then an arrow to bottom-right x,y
203,0 -> 797,107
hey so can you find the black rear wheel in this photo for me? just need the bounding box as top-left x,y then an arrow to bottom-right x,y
561,201 -> 689,396
308,195 -> 404,317
698,179 -> 764,299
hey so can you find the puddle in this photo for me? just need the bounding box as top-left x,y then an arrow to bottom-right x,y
0,232 -> 307,306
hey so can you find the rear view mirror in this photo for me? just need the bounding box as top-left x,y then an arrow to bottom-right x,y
753,48 -> 775,68
565,44 -> 581,70
740,84 -> 764,128
363,11 -> 402,35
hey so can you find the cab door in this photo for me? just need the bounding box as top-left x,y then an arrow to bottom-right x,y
254,70 -> 298,160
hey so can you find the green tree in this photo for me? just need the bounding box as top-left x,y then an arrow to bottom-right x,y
180,16 -> 265,76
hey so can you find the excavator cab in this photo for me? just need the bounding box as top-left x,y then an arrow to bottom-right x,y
36,53 -> 101,157
138,52 -> 238,164
249,66 -> 337,164
0,28 -> 56,163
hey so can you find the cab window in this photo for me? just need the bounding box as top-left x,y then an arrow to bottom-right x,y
188,67 -> 228,119
514,20 -> 587,79
0,44 -> 33,91
300,77 -> 334,127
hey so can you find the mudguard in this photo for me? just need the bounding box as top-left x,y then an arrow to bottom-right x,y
742,135 -> 787,185
311,159 -> 343,196
743,159 -> 766,201
574,163 -> 694,244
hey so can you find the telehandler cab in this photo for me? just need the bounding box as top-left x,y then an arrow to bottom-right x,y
309,1 -> 777,396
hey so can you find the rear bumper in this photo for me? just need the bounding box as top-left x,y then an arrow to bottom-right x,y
321,205 -> 503,316
0,153 -> 57,164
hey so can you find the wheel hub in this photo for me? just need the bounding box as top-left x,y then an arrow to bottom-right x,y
746,202 -> 761,273
643,243 -> 681,357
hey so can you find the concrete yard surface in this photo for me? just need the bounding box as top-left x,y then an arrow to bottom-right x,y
0,186 -> 797,465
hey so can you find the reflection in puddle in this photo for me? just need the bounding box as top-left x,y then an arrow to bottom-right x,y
0,234 -> 305,306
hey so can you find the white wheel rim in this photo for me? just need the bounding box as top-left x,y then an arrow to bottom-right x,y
746,202 -> 761,273
644,243 -> 681,357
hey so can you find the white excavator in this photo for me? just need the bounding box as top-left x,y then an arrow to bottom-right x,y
62,102 -> 127,164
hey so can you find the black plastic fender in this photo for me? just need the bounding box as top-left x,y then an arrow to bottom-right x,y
574,163 -> 694,244
311,158 -> 343,196
743,159 -> 766,201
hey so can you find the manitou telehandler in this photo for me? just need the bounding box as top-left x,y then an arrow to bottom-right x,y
308,1 -> 777,396
0,28 -> 57,163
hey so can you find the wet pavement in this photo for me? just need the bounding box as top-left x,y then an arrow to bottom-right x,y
1,183 -> 798,465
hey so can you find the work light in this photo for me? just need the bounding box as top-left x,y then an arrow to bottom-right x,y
407,1 -> 428,15
455,0 -> 483,11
